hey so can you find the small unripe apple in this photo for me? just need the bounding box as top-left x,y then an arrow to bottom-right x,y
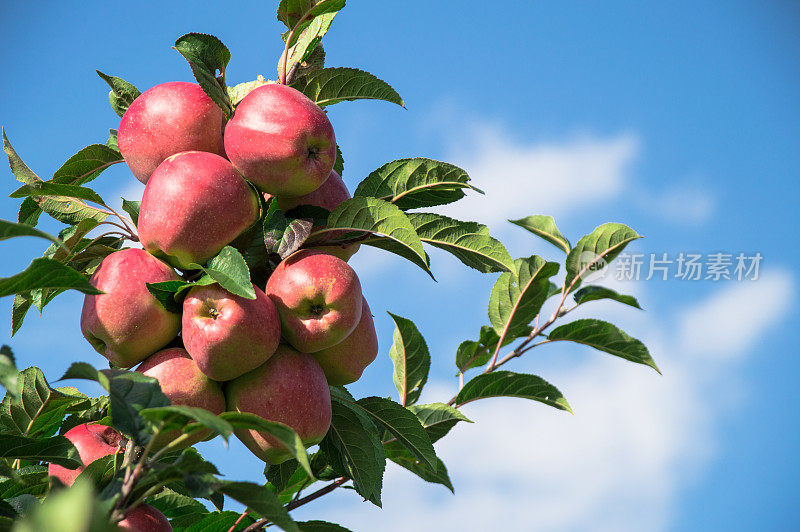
116,504 -> 172,531
276,170 -> 359,261
265,250 -> 363,353
81,248 -> 181,368
182,284 -> 281,381
118,81 -> 225,184
313,297 -> 378,385
224,84 -> 336,197
138,151 -> 259,269
226,345 -> 331,464
48,423 -> 123,487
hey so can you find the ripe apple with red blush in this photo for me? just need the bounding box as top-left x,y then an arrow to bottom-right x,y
118,81 -> 225,184
265,250 -> 363,353
182,283 -> 281,381
138,151 -> 259,269
48,423 -> 123,487
116,504 -> 172,532
313,297 -> 379,385
225,345 -> 331,464
224,84 -> 336,197
81,248 -> 181,368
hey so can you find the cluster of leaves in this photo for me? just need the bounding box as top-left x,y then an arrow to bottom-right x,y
0,0 -> 658,530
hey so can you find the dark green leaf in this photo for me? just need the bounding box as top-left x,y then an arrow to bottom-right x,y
0,258 -> 101,298
0,435 -> 82,469
173,33 -> 233,118
407,213 -> 514,273
488,256 -> 559,338
177,511 -> 255,531
10,182 -> 106,206
217,481 -> 298,532
297,521 -> 354,532
333,144 -> 344,176
121,199 -> 140,227
565,223 -> 641,289
277,0 -> 346,29
354,158 -> 480,210
320,387 -> 385,506
455,371 -> 572,413
11,293 -> 33,336
96,71 -> 141,117
352,397 -> 435,468
17,198 -> 41,226
406,403 -> 472,443
146,280 -> 193,314
146,487 -> 210,528
51,144 -> 123,186
263,201 -> 313,260
573,286 -> 642,309
509,215 -> 571,253
0,219 -> 67,251
0,466 -> 48,499
547,319 -> 659,373
386,313 -> 430,406
455,325 -> 532,374
291,67 -> 403,108
384,443 -> 453,493
140,406 -> 234,442
73,453 -> 117,489
359,236 -> 434,280
2,129 -> 39,185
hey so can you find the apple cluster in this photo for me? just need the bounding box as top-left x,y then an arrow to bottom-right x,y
65,81 -> 379,477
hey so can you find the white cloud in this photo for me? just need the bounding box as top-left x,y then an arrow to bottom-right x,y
437,127 -> 639,227
307,271 -> 793,532
636,183 -> 716,225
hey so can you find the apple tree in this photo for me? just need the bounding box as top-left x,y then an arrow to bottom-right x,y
0,1 -> 657,530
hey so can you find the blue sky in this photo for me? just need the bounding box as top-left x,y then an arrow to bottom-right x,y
1,1 -> 799,530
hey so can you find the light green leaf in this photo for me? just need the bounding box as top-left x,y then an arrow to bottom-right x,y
406,403 -> 472,443
291,67 -> 404,108
407,212 -> 514,273
547,319 -> 659,373
228,77 -> 269,106
277,0 -> 346,29
0,346 -> 17,395
565,223 -> 641,289
386,313 -> 430,406
573,285 -> 642,309
281,11 -> 339,80
455,371 -> 572,413
2,129 -> 39,185
509,215 -> 571,253
106,129 -> 119,152
140,405 -> 235,442
96,70 -> 141,118
0,258 -> 101,299
354,158 -> 480,210
488,256 -> 560,338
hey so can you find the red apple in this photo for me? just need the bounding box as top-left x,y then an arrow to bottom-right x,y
118,81 -> 225,184
226,345 -> 331,464
116,504 -> 172,531
81,248 -> 181,368
276,170 -> 360,261
48,423 -> 122,487
224,84 -> 336,197
182,284 -> 281,381
138,151 -> 259,269
265,250 -> 363,353
313,297 -> 378,385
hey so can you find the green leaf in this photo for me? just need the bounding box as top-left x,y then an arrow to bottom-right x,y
333,144 -> 344,176
351,397 -> 435,468
297,521 -> 354,532
140,405 -> 234,442
106,129 -> 119,152
11,293 -> 33,336
96,70 -> 141,118
197,246 -> 255,299
455,371 -> 572,413
17,198 -> 41,226
0,465 -> 48,499
177,511 -> 255,531
281,10 -> 341,81
263,201 -> 313,260
316,197 -> 428,274
291,67 -> 404,108
455,325 -> 531,374
121,199 -> 140,227
0,219 -> 67,251
547,319 -> 659,373
73,453 -> 117,489
220,412 -> 315,481
227,77 -> 269,106
217,481 -> 298,532
509,215 -> 571,253
359,236 -> 434,280
406,403 -> 472,443
320,387 -> 385,506
174,33 -> 233,118
0,346 -> 17,395
265,459 -> 310,499
146,487 -> 210,527
354,158 -> 480,210
383,443 -> 454,493
407,213 -> 514,273
0,367 -> 88,437
145,280 -> 193,314
386,313 -> 430,407
51,144 -> 123,186
10,182 -> 106,206
36,196 -> 109,226
0,435 -> 82,469
0,258 -> 101,299
573,285 -> 642,309
565,223 -> 641,289
488,256 -> 560,338
2,129 -> 39,185
277,0 -> 346,29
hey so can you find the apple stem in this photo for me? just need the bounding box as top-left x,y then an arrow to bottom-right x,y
279,3 -> 321,84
